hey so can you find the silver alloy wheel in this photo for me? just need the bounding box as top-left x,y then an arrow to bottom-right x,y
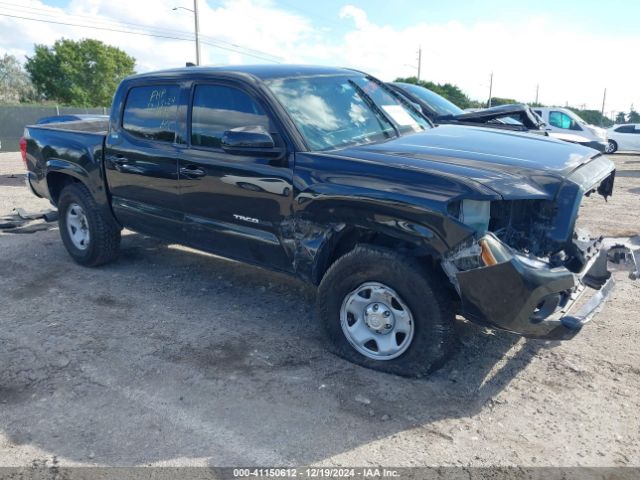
340,282 -> 415,360
606,140 -> 616,153
66,203 -> 90,250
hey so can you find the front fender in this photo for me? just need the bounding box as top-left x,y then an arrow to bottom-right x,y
291,194 -> 474,284
290,152 -> 487,283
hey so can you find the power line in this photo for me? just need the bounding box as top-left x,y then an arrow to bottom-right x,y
0,13 -> 194,40
0,1 -> 197,38
0,3 -> 282,61
25,2 -> 281,60
0,8 -> 282,63
0,1 -> 282,59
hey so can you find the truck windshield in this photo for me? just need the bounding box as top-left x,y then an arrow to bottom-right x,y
393,82 -> 464,118
266,74 -> 429,151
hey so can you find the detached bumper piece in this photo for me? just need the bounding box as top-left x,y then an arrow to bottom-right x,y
452,234 -> 639,340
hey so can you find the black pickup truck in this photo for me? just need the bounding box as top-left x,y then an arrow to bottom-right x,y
23,65 -> 638,377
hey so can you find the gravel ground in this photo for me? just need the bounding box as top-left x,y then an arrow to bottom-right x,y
0,150 -> 639,467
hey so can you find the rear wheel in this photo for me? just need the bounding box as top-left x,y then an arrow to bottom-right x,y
606,140 -> 618,154
317,245 -> 456,377
58,183 -> 121,267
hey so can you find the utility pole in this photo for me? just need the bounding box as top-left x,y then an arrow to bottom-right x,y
600,87 -> 607,126
173,1 -> 201,65
535,84 -> 539,104
417,46 -> 422,81
193,0 -> 201,65
488,72 -> 493,108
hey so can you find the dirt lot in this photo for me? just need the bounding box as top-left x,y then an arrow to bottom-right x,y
0,150 -> 639,467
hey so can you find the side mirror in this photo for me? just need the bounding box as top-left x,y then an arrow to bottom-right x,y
221,126 -> 281,155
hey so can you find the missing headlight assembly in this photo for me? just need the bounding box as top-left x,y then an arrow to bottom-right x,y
440,163 -> 639,340
442,230 -> 638,339
488,199 -> 559,258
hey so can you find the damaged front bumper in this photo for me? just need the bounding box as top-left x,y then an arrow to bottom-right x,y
443,234 -> 639,340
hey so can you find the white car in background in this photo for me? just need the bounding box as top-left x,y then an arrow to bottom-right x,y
606,124 -> 640,153
533,107 -> 608,152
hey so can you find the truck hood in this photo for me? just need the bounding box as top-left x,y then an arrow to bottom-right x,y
451,103 -> 544,130
338,125 -> 602,199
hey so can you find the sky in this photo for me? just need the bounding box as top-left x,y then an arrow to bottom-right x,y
1,0 -> 639,115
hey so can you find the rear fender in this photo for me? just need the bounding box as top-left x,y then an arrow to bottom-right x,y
46,159 -> 120,228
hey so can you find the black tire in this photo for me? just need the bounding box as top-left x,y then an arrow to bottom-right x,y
58,182 -> 121,267
317,245 -> 456,377
606,140 -> 618,154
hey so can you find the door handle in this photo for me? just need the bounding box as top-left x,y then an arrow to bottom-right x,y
180,166 -> 207,178
110,154 -> 129,166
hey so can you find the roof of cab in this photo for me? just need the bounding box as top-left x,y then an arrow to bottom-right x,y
126,64 -> 358,82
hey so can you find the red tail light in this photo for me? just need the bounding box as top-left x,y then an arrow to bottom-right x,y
19,137 -> 27,169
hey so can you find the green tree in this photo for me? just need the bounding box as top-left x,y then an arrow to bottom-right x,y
567,108 -> 613,128
394,76 -> 482,109
615,111 -> 627,124
628,106 -> 640,123
489,97 -> 519,107
0,53 -> 36,103
25,38 -> 135,106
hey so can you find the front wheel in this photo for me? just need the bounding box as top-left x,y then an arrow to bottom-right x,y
317,245 -> 456,377
606,140 -> 618,154
58,182 -> 121,267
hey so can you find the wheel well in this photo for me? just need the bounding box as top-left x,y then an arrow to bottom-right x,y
47,172 -> 79,206
314,227 -> 438,285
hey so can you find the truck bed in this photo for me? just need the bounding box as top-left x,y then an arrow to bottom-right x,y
24,119 -> 109,202
32,118 -> 109,135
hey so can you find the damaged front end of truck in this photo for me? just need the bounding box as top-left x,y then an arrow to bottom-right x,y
441,155 -> 639,340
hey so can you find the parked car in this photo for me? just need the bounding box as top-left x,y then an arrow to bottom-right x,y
388,82 -> 546,133
389,83 -> 609,154
22,65 -> 637,377
606,123 -> 640,153
533,107 -> 608,152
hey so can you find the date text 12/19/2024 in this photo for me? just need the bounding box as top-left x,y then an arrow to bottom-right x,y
231,468 -> 400,478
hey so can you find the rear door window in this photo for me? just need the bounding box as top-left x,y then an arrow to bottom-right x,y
122,85 -> 180,142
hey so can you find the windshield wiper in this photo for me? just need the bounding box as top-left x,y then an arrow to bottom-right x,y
347,80 -> 400,138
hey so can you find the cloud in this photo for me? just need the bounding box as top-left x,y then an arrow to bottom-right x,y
0,0 -> 315,70
334,5 -> 638,113
0,0 -> 637,112
339,5 -> 369,29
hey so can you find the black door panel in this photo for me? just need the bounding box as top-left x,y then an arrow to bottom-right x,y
179,148 -> 293,270
104,84 -> 183,242
179,82 -> 294,271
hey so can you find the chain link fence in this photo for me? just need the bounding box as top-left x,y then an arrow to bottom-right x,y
0,105 -> 107,152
